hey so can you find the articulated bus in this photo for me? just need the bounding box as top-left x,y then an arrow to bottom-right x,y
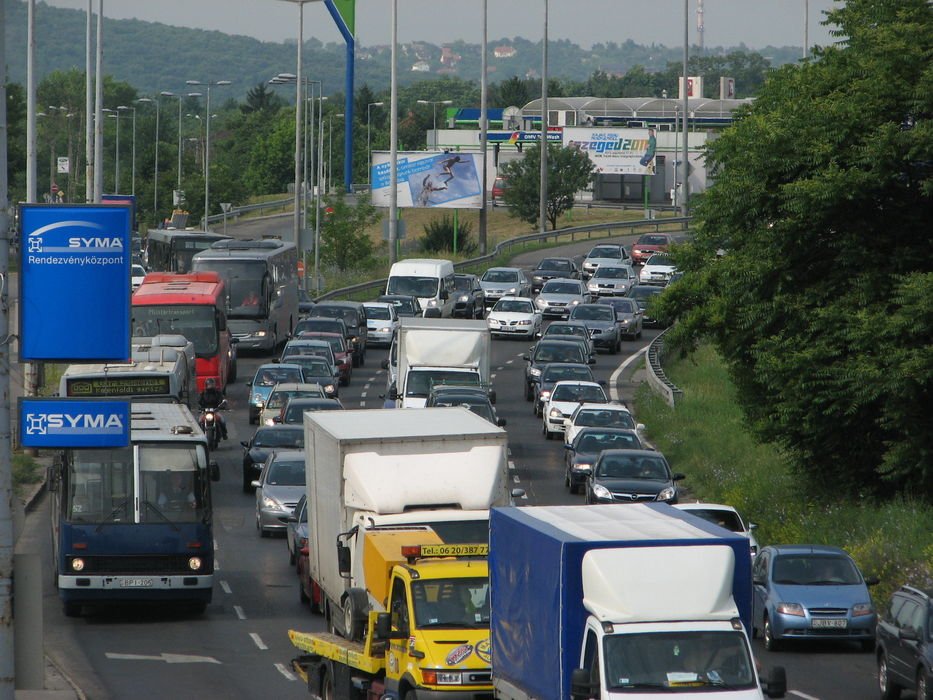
145,228 -> 231,273
132,272 -> 236,392
49,403 -> 220,616
192,238 -> 299,353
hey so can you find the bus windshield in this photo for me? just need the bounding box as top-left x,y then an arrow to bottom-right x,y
66,445 -> 207,524
193,259 -> 268,318
132,305 -> 218,357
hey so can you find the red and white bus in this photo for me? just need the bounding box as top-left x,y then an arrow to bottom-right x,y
132,272 -> 236,391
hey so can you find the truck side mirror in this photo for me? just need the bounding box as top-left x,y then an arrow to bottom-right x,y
762,666 -> 787,698
337,543 -> 351,577
570,668 -> 593,700
374,612 -> 392,640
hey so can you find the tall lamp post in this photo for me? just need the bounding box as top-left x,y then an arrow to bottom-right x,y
186,79 -> 231,230
366,101 -> 384,183
329,112 -> 344,192
118,105 -> 136,195
136,97 -> 157,210
103,108 -> 119,192
416,99 -> 452,150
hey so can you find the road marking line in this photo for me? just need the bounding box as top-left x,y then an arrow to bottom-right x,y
513,475 -> 521,484
359,402 -> 366,408
364,383 -> 371,390
250,633 -> 268,650
234,605 -> 246,620
213,539 -> 219,550
219,580 -> 231,595
789,691 -> 820,700
275,663 -> 297,681
505,359 -> 514,365
491,373 -> 497,380
214,559 -> 220,571
360,392 -> 367,398
609,347 -> 648,402
515,353 -> 524,357
508,460 -> 515,470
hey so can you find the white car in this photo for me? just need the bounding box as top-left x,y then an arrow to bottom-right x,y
542,381 -> 609,440
674,502 -> 760,557
639,254 -> 677,286
535,278 -> 591,318
362,302 -> 400,347
486,296 -> 542,338
563,402 -> 645,446
587,265 -> 637,297
131,264 -> 147,292
581,243 -> 632,278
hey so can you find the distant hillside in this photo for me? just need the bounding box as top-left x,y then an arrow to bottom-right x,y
4,1 -> 802,98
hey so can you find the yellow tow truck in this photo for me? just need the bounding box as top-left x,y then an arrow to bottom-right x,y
289,527 -> 492,700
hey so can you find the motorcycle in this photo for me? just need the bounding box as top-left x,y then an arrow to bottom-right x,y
198,399 -> 228,451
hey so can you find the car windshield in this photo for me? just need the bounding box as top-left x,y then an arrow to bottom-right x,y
645,255 -> 672,266
253,429 -> 304,449
594,267 -> 631,279
534,345 -> 585,364
264,459 -> 305,486
589,247 -> 621,259
572,306 -> 615,321
552,384 -> 607,403
543,366 -> 592,383
494,300 -> 534,313
365,306 -> 392,320
381,297 -> 417,314
453,277 -> 475,291
638,235 -> 669,246
576,409 -> 635,429
296,359 -> 333,376
771,555 -> 862,586
602,299 -> 638,314
315,307 -> 360,326
630,287 -> 663,301
266,388 -> 324,409
545,325 -> 586,338
542,282 -> 581,295
538,259 -> 572,272
683,509 -> 745,533
284,344 -> 333,363
483,270 -> 520,283
254,367 -> 303,386
576,431 -> 641,453
295,319 -> 344,335
386,276 -> 440,298
407,370 -> 480,398
412,578 -> 490,628
596,455 -> 668,480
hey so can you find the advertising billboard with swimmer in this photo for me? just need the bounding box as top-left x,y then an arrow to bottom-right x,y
371,151 -> 483,209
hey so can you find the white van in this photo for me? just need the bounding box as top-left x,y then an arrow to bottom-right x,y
385,258 -> 456,317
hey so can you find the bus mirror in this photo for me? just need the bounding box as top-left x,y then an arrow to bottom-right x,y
46,465 -> 59,492
209,460 -> 221,482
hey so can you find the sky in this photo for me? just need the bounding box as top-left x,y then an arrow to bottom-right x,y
39,0 -> 839,50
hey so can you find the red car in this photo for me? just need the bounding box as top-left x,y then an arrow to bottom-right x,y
297,544 -> 324,613
631,233 -> 675,265
491,176 -> 509,205
297,331 -> 352,385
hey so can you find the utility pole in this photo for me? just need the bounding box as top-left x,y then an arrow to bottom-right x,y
539,0 -> 548,234
478,0 -> 488,254
388,0 -> 398,265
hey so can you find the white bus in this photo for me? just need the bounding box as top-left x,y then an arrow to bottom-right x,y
192,238 -> 300,353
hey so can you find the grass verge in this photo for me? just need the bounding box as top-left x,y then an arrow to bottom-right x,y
635,343 -> 933,605
13,453 -> 44,500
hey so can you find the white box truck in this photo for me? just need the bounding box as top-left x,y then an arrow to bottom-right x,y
305,407 -> 512,638
387,317 -> 491,408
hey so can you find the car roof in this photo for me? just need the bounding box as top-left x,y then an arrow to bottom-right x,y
485,266 -> 522,272
363,301 -> 393,309
493,295 -> 534,304
675,502 -> 741,514
253,424 -> 303,435
314,301 -> 362,309
255,362 -> 303,372
286,339 -> 331,347
552,380 -> 603,389
597,448 -> 665,459
454,273 -> 478,280
269,382 -> 323,391
546,321 -> 587,328
574,402 -> 630,413
268,449 -> 306,461
542,277 -> 583,285
767,544 -> 850,556
535,339 -> 585,348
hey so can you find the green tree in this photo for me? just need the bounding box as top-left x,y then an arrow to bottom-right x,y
492,76 -> 530,108
658,0 -> 933,499
420,214 -> 477,256
319,194 -> 380,272
500,143 -> 596,230
241,82 -> 283,114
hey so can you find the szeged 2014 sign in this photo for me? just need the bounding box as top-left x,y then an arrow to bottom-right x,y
19,204 -> 132,362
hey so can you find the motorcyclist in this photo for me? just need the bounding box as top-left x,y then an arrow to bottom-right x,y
198,378 -> 228,440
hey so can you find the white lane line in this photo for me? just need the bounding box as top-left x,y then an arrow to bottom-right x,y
505,359 -> 514,365
364,383 -> 371,390
515,353 -> 524,357
513,475 -> 521,484
360,392 -> 367,398
275,663 -> 297,681
788,691 -> 820,700
508,460 -> 515,470
214,559 -> 220,571
490,373 -> 497,380
213,539 -> 219,550
249,633 -> 268,650
359,402 -> 367,408
609,347 -> 647,403
234,605 -> 246,620
219,580 -> 232,595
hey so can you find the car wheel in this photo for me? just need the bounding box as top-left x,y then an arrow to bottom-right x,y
878,654 -> 901,700
762,615 -> 781,652
918,668 -> 932,700
611,336 -> 620,354
289,545 -> 296,566
242,472 -> 253,493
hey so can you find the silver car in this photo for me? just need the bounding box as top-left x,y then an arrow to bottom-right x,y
362,302 -> 400,347
534,278 -> 591,318
597,297 -> 644,340
480,267 -> 531,309
254,449 -> 306,536
582,244 -> 632,279
587,265 -> 637,297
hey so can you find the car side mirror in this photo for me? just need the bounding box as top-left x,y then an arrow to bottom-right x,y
381,359 -> 389,370
522,354 -> 530,362
250,480 -> 261,489
748,521 -> 758,530
864,576 -> 880,586
388,387 -> 398,400
899,627 -> 919,641
588,357 -> 596,365
240,441 -> 249,449
570,668 -> 594,700
337,543 -> 351,577
563,418 -> 572,427
488,390 -> 496,404
672,472 -> 686,481
762,666 -> 787,698
497,418 -> 507,428
636,423 -> 646,431
598,380 -> 607,386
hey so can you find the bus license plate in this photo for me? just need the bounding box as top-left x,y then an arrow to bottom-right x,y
811,618 -> 847,629
121,577 -> 153,588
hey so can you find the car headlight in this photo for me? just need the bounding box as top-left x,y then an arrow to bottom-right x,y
458,295 -> 469,302
572,462 -> 592,473
324,384 -> 335,394
188,557 -> 202,571
570,299 -> 581,305
508,287 -> 517,294
620,319 -> 631,326
592,484 -> 612,499
533,276 -> 543,283
252,462 -> 264,470
852,603 -> 875,617
539,390 -> 551,401
252,394 -> 265,405
535,297 -> 547,308
517,319 -> 531,326
657,486 -> 676,502
71,557 -> 85,572
548,408 -> 563,418
777,602 -> 805,617
378,326 -> 391,333
261,495 -> 285,511
254,330 -> 268,338
427,299 -> 439,307
528,367 -> 541,377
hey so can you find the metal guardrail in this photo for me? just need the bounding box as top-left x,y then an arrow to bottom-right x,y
204,197 -> 294,225
313,216 -> 691,302
645,327 -> 684,407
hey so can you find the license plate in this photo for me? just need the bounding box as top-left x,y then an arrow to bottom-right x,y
121,577 -> 153,588
811,618 -> 847,629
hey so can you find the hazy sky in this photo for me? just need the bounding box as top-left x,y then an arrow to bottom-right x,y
40,0 -> 839,50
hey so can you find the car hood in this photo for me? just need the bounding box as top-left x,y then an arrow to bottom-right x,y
540,293 -> 583,303
247,447 -> 274,464
593,477 -> 669,495
585,257 -> 622,267
769,582 -> 872,608
548,399 -> 584,415
533,268 -> 570,278
480,280 -> 521,291
488,312 -> 535,323
577,319 -> 616,331
261,483 -> 305,504
643,264 -> 677,273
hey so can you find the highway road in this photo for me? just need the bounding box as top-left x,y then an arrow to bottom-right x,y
23,233 -> 879,699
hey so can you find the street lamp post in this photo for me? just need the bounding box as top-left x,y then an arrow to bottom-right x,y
186,79 -> 231,230
366,102 -> 384,183
103,108 -> 119,192
416,99 -> 452,150
118,105 -> 136,195
330,113 -> 344,192
137,97 -> 157,211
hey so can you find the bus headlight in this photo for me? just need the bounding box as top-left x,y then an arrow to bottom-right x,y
71,558 -> 85,572
188,557 -> 203,571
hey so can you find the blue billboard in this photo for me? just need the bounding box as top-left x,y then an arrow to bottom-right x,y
19,204 -> 132,361
19,398 -> 131,448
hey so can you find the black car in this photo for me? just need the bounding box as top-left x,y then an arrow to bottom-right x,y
452,274 -> 485,319
585,449 -> 685,505
240,424 -> 304,493
279,397 -> 344,424
569,303 -> 623,354
298,288 -> 316,315
309,302 -> 368,367
531,257 -> 580,294
533,362 -> 597,417
564,428 -> 643,494
628,285 -> 665,327
877,585 -> 933,700
377,294 -> 423,318
523,339 -> 595,402
426,385 -> 505,427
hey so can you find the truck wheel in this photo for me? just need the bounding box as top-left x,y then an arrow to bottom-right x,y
63,602 -> 81,618
321,669 -> 336,700
343,588 -> 369,642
